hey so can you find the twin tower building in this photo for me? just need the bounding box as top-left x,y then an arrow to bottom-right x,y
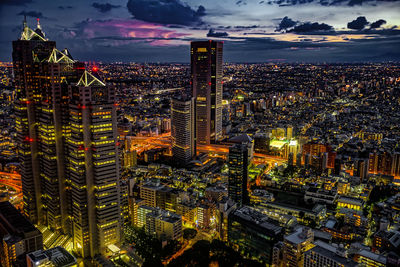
13,20 -> 122,258
171,41 -> 224,165
13,20 -> 223,258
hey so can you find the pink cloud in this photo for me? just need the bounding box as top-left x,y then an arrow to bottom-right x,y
78,19 -> 189,46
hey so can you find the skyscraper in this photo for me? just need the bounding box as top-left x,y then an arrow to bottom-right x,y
171,96 -> 195,166
68,71 -> 122,257
12,19 -> 123,258
13,18 -> 56,225
228,144 -> 249,206
191,40 -> 223,145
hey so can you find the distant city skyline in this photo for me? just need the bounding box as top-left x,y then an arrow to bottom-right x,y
1,0 -> 400,62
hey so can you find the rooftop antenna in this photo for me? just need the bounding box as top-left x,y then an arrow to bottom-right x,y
23,15 -> 27,28
36,18 -> 41,30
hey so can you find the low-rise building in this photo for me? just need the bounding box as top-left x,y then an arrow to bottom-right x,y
228,206 -> 283,265
0,201 -> 43,267
26,246 -> 77,267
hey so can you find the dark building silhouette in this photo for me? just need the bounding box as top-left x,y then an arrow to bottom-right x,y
0,201 -> 43,267
228,144 -> 249,206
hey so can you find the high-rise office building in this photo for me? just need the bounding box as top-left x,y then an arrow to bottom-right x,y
191,40 -> 223,145
228,144 -> 249,206
171,96 -> 195,165
13,18 -> 56,225
12,20 -> 123,259
68,71 -> 122,257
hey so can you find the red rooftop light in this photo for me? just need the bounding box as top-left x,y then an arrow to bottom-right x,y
92,66 -> 99,72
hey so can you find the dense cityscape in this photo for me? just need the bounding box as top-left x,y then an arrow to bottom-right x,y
1,8 -> 400,267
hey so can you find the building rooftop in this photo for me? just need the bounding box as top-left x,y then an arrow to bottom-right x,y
358,249 -> 387,264
0,201 -> 40,239
285,227 -> 313,245
308,240 -> 357,266
233,206 -> 282,234
27,246 -> 77,267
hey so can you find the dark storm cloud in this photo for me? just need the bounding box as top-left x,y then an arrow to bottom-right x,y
288,22 -> 334,33
196,5 -> 206,16
347,16 -> 369,30
370,19 -> 386,29
276,17 -> 297,31
17,10 -> 45,18
0,0 -> 32,6
126,0 -> 206,26
222,35 -> 400,62
234,25 -> 259,29
207,29 -> 229,37
92,2 -> 121,13
236,0 -> 247,6
58,6 -> 73,10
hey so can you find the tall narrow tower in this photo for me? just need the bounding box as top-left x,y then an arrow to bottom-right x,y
228,144 -> 249,206
13,19 -> 56,224
171,96 -> 195,166
68,71 -> 122,258
191,41 -> 223,145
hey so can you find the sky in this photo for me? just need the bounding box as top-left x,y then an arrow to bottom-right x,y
0,0 -> 399,62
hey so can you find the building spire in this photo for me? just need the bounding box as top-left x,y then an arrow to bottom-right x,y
36,18 -> 41,30
23,15 -> 27,28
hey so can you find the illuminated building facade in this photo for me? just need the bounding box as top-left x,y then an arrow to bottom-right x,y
13,19 -> 56,225
283,227 -> 314,267
13,19 -> 86,233
171,96 -> 195,166
145,208 -> 182,241
12,20 -> 123,259
228,144 -> 249,206
67,71 -> 122,258
191,41 -> 223,145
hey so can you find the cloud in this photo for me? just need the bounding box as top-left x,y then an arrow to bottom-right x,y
58,6 -> 73,10
17,11 -> 45,18
347,16 -> 369,30
126,0 -> 206,26
207,29 -> 229,37
196,5 -> 206,16
71,19 -> 189,46
234,25 -> 259,29
370,19 -> 386,29
276,16 -> 297,31
92,2 -> 121,13
1,0 -> 32,5
288,22 -> 334,33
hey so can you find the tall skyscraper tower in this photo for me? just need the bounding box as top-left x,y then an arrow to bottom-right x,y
171,96 -> 195,166
13,18 -> 56,225
228,144 -> 249,206
68,71 -> 122,257
12,19 -> 123,258
191,40 -> 223,145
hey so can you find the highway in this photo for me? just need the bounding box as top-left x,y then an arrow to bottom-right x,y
128,133 -> 287,168
0,171 -> 23,208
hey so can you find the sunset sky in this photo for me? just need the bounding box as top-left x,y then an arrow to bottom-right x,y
1,0 -> 399,62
